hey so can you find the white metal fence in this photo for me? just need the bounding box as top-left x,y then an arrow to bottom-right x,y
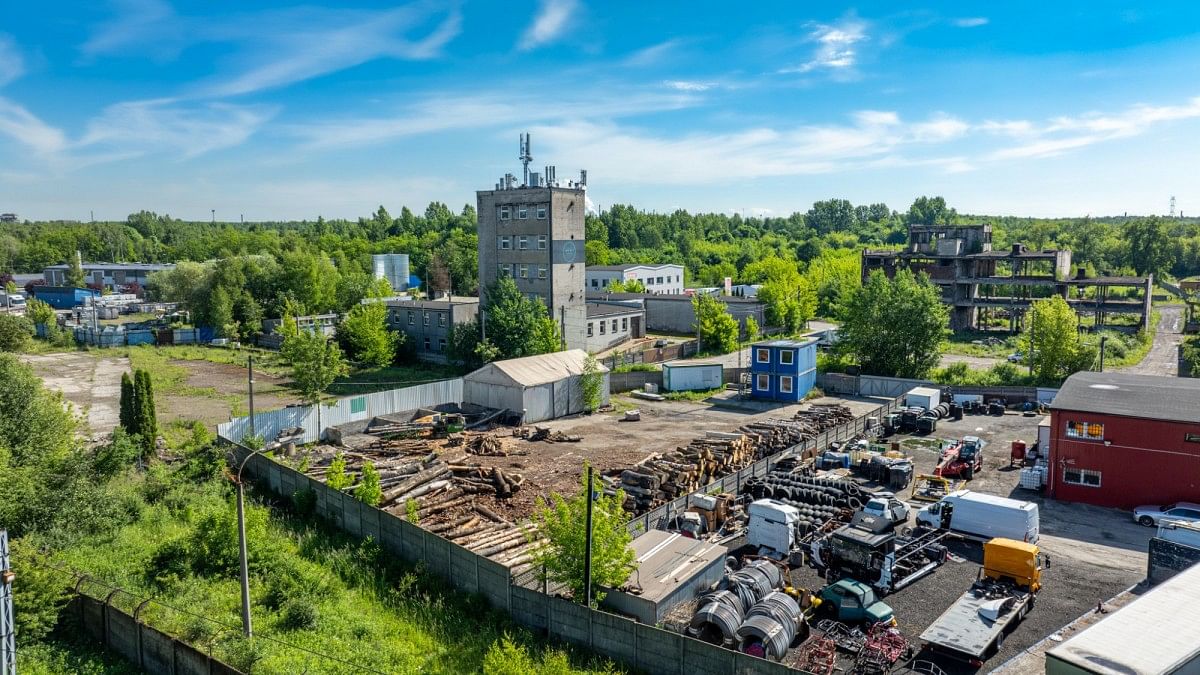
217,378 -> 463,444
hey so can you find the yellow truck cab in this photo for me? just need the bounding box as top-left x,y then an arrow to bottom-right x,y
982,538 -> 1043,592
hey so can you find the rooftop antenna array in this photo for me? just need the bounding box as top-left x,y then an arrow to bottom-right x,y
1170,195 -> 1177,218
519,133 -> 533,187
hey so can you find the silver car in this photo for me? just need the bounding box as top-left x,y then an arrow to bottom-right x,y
1133,502 -> 1200,527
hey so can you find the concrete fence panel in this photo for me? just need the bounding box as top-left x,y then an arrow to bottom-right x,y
449,543 -> 481,594
477,557 -> 512,611
510,585 -> 550,631
174,641 -> 211,675
80,595 -> 106,642
106,606 -> 140,663
634,622 -> 683,675
860,374 -> 932,398
683,637 -> 737,675
139,624 -> 176,674
547,596 -> 593,647
589,610 -> 639,666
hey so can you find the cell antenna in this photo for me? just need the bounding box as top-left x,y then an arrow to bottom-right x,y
519,133 -> 533,187
1170,195 -> 1177,218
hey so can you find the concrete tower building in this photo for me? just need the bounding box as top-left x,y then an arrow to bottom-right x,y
477,133 -> 588,351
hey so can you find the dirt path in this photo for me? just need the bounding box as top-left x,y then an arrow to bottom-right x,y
20,352 -> 129,441
1116,304 -> 1183,376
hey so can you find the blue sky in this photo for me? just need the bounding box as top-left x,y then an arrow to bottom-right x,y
2,1 -> 1200,221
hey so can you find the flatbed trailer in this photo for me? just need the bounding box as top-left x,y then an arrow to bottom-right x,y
919,580 -> 1034,663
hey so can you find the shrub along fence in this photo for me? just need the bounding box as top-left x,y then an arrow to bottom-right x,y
222,439 -> 799,675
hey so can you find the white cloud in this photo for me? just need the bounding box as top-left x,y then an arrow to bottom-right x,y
663,80 -> 715,92
518,0 -> 577,52
624,39 -> 683,67
953,17 -> 988,28
988,97 -> 1200,159
82,2 -> 462,96
0,34 -> 25,86
0,98 -> 67,154
80,100 -> 277,157
779,18 -> 868,75
289,88 -> 700,149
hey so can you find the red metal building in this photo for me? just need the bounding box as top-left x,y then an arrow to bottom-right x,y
1048,372 -> 1200,510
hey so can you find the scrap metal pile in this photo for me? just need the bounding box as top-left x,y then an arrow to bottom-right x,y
688,560 -> 809,662
812,620 -> 911,675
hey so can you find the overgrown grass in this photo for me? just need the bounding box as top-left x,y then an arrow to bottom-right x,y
32,454 -> 618,674
17,634 -> 141,675
663,387 -> 723,402
328,362 -> 465,396
611,363 -> 659,373
942,331 -> 1019,358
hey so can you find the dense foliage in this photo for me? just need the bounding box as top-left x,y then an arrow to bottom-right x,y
1024,297 -> 1097,384
693,294 -> 739,354
838,269 -> 949,378
481,277 -> 560,359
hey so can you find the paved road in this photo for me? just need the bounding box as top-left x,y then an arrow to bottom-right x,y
1115,304 -> 1183,376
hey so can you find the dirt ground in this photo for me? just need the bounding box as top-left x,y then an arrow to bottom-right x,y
158,358 -> 298,428
1116,304 -> 1183,376
20,351 -> 129,442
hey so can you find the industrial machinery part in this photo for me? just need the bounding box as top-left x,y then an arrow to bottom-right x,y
815,618 -> 867,654
910,474 -> 959,503
737,591 -> 806,661
797,636 -> 838,675
689,591 -> 745,645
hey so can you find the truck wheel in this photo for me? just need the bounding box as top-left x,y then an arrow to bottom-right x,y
1138,516 -> 1155,527
963,467 -> 974,480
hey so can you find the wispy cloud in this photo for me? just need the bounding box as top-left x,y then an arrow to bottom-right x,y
663,80 -> 715,92
0,34 -> 25,86
80,100 -> 277,157
952,17 -> 988,28
986,97 -> 1200,159
623,39 -> 683,67
519,0 -> 577,52
82,1 -> 462,96
778,17 -> 868,76
0,99 -> 68,154
290,87 -> 700,149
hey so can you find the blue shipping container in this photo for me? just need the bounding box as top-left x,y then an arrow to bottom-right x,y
748,338 -> 818,402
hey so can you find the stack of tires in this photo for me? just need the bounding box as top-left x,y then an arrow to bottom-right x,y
744,474 -> 864,535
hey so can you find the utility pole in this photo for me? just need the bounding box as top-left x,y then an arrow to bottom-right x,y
1099,335 -> 1108,372
560,306 -> 566,351
1,529 -> 14,675
481,309 -> 487,342
583,465 -> 595,608
1027,313 -> 1035,378
236,360 -> 260,638
248,354 -> 256,440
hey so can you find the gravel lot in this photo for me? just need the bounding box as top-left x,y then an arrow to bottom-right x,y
743,405 -> 1147,674
1115,304 -> 1183,376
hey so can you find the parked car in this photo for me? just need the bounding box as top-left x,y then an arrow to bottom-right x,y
1133,502 -> 1200,527
817,579 -> 895,625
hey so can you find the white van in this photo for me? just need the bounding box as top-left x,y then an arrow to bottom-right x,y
1157,520 -> 1200,549
915,490 -> 1040,543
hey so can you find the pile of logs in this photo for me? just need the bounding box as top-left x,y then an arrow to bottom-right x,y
614,432 -> 755,512
448,463 -> 526,498
423,507 -> 546,573
466,434 -> 524,457
737,404 -> 855,458
514,426 -> 581,443
793,404 -> 853,429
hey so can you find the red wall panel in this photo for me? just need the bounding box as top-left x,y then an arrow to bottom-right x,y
1048,410 -> 1200,509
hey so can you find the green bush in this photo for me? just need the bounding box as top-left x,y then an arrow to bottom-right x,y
279,597 -> 320,631
10,540 -> 71,642
292,487 -> 317,517
92,429 -> 142,479
612,363 -> 658,373
325,453 -> 352,491
0,313 -> 34,352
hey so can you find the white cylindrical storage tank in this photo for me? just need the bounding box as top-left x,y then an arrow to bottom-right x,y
371,253 -> 410,292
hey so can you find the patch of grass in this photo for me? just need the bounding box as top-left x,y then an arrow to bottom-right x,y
942,331 -> 1019,358
663,387 -> 723,402
17,633 -> 141,675
611,363 -> 659,373
328,362 -> 465,396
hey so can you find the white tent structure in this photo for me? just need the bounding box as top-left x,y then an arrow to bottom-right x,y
463,349 -> 610,423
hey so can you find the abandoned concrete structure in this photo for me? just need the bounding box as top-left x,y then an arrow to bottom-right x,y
861,223 -> 1152,332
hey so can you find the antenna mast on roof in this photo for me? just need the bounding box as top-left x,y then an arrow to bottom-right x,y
519,133 -> 533,187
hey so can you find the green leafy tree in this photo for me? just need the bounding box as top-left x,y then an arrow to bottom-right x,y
26,298 -> 55,327
805,250 -> 861,318
744,315 -> 760,342
805,199 -> 856,234
208,285 -> 235,337
483,277 -> 560,359
65,251 -> 86,288
0,313 -> 33,352
135,369 -> 158,455
355,460 -> 382,506
1024,296 -> 1095,384
608,278 -> 647,293
447,319 -> 488,369
282,326 -> 349,433
1124,216 -> 1174,278
693,294 -> 739,354
9,539 -> 71,641
326,453 -> 351,490
119,371 -> 137,434
905,196 -> 956,226
337,301 -> 400,368
579,354 -> 603,413
838,269 -> 948,378
531,466 -> 636,604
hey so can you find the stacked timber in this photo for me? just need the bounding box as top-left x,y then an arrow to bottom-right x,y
793,404 -> 853,428
616,432 -> 756,512
447,463 -> 526,499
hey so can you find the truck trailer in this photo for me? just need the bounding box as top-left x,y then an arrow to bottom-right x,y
920,538 -> 1046,665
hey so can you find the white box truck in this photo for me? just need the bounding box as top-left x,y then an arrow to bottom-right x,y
916,490 -> 1040,544
905,387 -> 941,411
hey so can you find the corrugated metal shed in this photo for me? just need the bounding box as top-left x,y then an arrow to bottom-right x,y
465,349 -> 607,387
601,530 -> 729,625
462,350 -> 610,423
1045,562 -> 1200,675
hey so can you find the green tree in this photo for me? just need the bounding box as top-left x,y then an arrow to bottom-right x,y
355,460 -> 382,506
607,278 -> 647,293
756,276 -> 817,334
579,354 -> 603,413
135,369 -> 158,455
838,269 -> 948,378
0,313 -> 33,352
693,294 -> 739,354
804,250 -> 861,318
743,315 -> 760,342
65,250 -> 86,288
483,277 -> 560,359
26,298 -> 55,327
208,285 -> 235,337
905,196 -> 956,226
805,199 -> 856,234
531,466 -> 635,604
337,301 -> 400,368
282,326 -> 349,433
326,453 -> 351,490
9,539 -> 71,641
1024,296 -> 1095,384
119,371 -> 137,434
1124,216 -> 1174,278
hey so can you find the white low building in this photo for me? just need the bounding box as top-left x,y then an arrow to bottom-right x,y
586,264 -> 684,295
462,349 -> 610,424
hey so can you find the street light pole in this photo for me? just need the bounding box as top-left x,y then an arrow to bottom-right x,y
236,358 -> 260,638
1099,336 -> 1108,372
248,354 -> 256,440
583,465 -> 595,608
